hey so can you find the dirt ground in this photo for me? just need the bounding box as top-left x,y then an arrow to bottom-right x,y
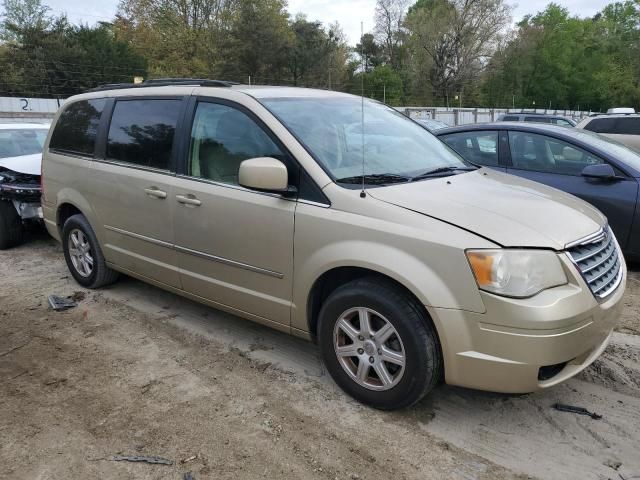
2,233 -> 640,480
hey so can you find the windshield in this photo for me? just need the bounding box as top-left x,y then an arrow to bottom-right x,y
0,128 -> 48,159
261,97 -> 469,183
572,128 -> 640,172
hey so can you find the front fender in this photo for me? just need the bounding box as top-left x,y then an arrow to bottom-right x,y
291,202 -> 492,333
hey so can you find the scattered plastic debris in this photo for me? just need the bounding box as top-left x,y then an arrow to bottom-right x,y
48,295 -> 77,311
184,473 -> 195,480
180,455 -> 197,464
553,403 -> 602,420
111,455 -> 173,465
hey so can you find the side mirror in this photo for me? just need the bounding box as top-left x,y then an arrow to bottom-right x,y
581,163 -> 617,180
239,157 -> 290,193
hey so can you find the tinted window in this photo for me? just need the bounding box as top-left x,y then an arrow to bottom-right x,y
502,115 -> 519,121
583,118 -> 618,133
524,116 -> 551,123
509,131 -> 603,175
107,99 -> 181,170
442,131 -> 499,166
189,102 -> 286,184
50,99 -> 106,156
0,128 -> 48,158
616,118 -> 640,135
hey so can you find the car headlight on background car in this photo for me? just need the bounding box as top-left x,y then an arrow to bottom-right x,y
466,249 -> 567,298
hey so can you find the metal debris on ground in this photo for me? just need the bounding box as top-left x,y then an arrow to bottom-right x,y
553,403 -> 602,420
111,455 -> 174,465
48,295 -> 77,311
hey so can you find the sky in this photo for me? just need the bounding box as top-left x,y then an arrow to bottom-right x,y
42,0 -> 614,45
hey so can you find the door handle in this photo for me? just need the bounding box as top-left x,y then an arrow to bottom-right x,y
176,194 -> 201,207
144,187 -> 167,199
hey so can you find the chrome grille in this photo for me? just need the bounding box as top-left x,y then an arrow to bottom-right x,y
566,227 -> 623,299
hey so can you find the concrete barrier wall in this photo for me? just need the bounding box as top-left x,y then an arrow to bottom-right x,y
0,96 -> 62,124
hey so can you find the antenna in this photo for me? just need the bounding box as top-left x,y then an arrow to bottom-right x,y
360,21 -> 366,199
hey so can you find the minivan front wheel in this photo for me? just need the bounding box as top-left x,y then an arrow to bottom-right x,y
62,214 -> 119,288
318,277 -> 442,410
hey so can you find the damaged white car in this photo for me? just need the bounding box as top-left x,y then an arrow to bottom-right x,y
0,123 -> 50,249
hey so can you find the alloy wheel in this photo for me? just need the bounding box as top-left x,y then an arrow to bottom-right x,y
68,228 -> 94,278
333,307 -> 406,391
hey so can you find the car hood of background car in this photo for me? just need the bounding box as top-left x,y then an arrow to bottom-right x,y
368,168 -> 605,249
0,153 -> 41,176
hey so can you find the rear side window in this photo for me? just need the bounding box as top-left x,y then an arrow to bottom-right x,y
501,115 -> 519,121
552,118 -> 573,127
583,118 -> 618,133
106,99 -> 181,170
615,118 -> 640,135
49,98 -> 106,156
442,131 -> 499,166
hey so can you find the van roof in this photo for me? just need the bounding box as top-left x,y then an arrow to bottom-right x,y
83,78 -> 354,100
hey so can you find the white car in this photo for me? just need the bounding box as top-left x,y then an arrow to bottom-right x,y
0,123 -> 50,249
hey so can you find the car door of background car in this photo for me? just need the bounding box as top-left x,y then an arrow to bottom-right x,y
505,130 -> 638,249
172,99 -> 296,328
89,97 -> 185,288
440,130 -> 507,172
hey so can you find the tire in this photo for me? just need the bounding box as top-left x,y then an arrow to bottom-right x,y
62,214 -> 119,288
0,200 -> 24,250
318,277 -> 443,410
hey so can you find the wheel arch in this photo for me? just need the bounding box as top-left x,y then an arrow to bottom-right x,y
305,265 -> 441,346
54,189 -> 100,238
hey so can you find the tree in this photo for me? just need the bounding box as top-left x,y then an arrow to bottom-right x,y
374,0 -> 409,70
287,15 -> 335,86
405,0 -> 511,104
219,0 -> 292,83
355,33 -> 383,72
0,0 -> 50,42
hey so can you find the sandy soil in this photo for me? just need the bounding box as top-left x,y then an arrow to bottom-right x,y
1,233 -> 640,480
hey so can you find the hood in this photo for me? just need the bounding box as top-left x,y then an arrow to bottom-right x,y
0,153 -> 41,176
368,169 -> 605,250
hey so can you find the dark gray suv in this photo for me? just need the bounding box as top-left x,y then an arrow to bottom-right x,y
497,113 -> 576,127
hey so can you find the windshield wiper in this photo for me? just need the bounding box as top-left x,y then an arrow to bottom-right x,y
411,166 -> 476,181
336,173 -> 412,185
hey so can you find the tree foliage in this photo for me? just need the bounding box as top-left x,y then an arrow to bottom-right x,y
481,2 -> 640,110
0,0 -> 639,110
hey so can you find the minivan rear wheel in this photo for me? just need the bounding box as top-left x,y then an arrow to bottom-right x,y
318,277 -> 442,410
62,214 -> 119,288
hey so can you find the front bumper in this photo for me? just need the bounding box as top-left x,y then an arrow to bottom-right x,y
429,256 -> 626,393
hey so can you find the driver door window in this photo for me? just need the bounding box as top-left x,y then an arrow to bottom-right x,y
508,131 -> 603,175
189,102 -> 286,185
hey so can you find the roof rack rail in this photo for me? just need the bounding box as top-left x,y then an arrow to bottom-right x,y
87,78 -> 239,92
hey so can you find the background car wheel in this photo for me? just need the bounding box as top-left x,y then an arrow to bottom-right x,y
318,276 -> 443,410
62,214 -> 119,288
0,200 -> 24,250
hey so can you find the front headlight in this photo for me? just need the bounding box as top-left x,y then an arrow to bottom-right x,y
466,249 -> 567,298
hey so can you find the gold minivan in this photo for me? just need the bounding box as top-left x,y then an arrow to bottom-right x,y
42,80 -> 625,410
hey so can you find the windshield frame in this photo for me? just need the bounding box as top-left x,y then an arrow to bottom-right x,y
257,95 -> 473,188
